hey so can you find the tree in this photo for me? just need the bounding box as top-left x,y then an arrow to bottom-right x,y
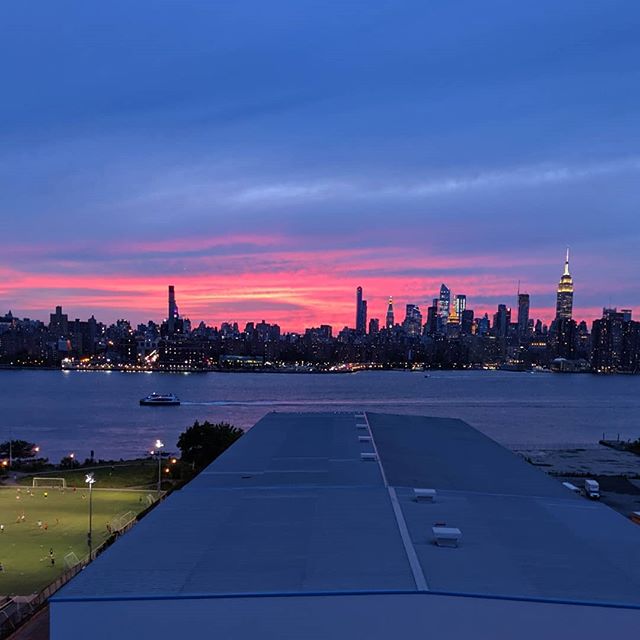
0,439 -> 38,460
177,421 -> 243,470
59,455 -> 80,469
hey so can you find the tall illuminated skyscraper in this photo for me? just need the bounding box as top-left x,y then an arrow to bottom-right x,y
385,297 -> 395,329
556,249 -> 574,320
438,284 -> 451,322
454,294 -> 466,318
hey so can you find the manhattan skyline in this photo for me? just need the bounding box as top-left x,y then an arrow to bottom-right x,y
1,2 -> 640,329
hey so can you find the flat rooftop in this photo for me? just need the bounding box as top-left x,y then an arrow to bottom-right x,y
54,412 -> 640,608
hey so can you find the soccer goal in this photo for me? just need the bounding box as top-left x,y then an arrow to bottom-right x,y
64,552 -> 80,569
32,477 -> 67,489
110,511 -> 136,533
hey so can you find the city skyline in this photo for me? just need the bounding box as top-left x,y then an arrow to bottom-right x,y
1,250 -> 634,333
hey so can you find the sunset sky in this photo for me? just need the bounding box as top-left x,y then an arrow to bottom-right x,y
1,1 -> 639,330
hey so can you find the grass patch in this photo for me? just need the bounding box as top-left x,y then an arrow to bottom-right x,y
0,487 -> 151,595
17,461 -> 160,490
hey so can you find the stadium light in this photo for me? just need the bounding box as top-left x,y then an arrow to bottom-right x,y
85,473 -> 96,560
155,440 -> 164,495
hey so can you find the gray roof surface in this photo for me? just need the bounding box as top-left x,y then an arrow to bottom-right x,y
54,412 -> 640,607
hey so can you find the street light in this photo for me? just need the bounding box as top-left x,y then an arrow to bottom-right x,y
85,473 -> 96,560
155,440 -> 164,495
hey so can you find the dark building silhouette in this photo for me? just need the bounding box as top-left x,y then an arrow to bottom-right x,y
493,304 -> 511,338
49,306 -> 68,336
355,287 -> 367,334
517,293 -> 530,339
167,285 -> 180,335
591,308 -> 640,373
402,304 -> 422,336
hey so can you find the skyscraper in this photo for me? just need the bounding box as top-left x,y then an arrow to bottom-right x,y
517,293 -> 530,338
355,287 -> 367,334
454,294 -> 466,317
403,304 -> 422,336
493,304 -> 511,338
385,297 -> 395,329
167,285 -> 180,335
438,285 -> 451,322
556,249 -> 574,320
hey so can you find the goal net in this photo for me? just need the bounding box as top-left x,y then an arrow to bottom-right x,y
32,477 -> 67,489
110,511 -> 136,533
64,552 -> 80,569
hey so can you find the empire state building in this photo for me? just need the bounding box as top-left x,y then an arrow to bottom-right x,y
555,249 -> 574,320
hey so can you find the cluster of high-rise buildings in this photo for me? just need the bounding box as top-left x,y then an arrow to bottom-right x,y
0,252 -> 638,372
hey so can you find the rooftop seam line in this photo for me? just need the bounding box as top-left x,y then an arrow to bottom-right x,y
363,412 -> 429,592
388,486 -> 430,592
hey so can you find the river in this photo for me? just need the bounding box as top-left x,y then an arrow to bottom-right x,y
1,369 -> 639,462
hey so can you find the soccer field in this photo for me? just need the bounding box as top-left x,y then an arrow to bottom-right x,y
0,486 -> 150,595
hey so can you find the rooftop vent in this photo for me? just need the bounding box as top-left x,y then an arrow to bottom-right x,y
360,453 -> 378,462
413,488 -> 436,502
432,526 -> 462,548
356,424 -> 369,430
358,435 -> 372,442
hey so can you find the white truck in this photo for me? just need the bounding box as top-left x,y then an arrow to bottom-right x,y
584,479 -> 600,500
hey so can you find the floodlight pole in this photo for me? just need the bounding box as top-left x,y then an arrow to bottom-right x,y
155,440 -> 164,496
85,473 -> 95,561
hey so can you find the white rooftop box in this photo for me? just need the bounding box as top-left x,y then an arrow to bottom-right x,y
358,436 -> 372,442
413,488 -> 437,502
562,482 -> 581,494
432,526 -> 462,547
360,453 -> 377,462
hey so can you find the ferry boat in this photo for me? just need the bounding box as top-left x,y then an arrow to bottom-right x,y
139,393 -> 180,406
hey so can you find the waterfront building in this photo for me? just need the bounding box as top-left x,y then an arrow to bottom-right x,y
591,308 -> 640,373
556,249 -> 574,320
50,412 -> 640,638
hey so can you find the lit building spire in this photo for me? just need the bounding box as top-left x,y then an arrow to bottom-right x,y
556,249 -> 574,320
385,297 -> 395,329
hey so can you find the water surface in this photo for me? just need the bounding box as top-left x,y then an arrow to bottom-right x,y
1,370 -> 638,462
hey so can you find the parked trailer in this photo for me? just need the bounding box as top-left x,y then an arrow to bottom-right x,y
562,482 -> 581,494
584,479 -> 600,499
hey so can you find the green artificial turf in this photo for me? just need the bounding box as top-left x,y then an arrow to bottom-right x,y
0,487 -> 151,595
16,461 -> 161,489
